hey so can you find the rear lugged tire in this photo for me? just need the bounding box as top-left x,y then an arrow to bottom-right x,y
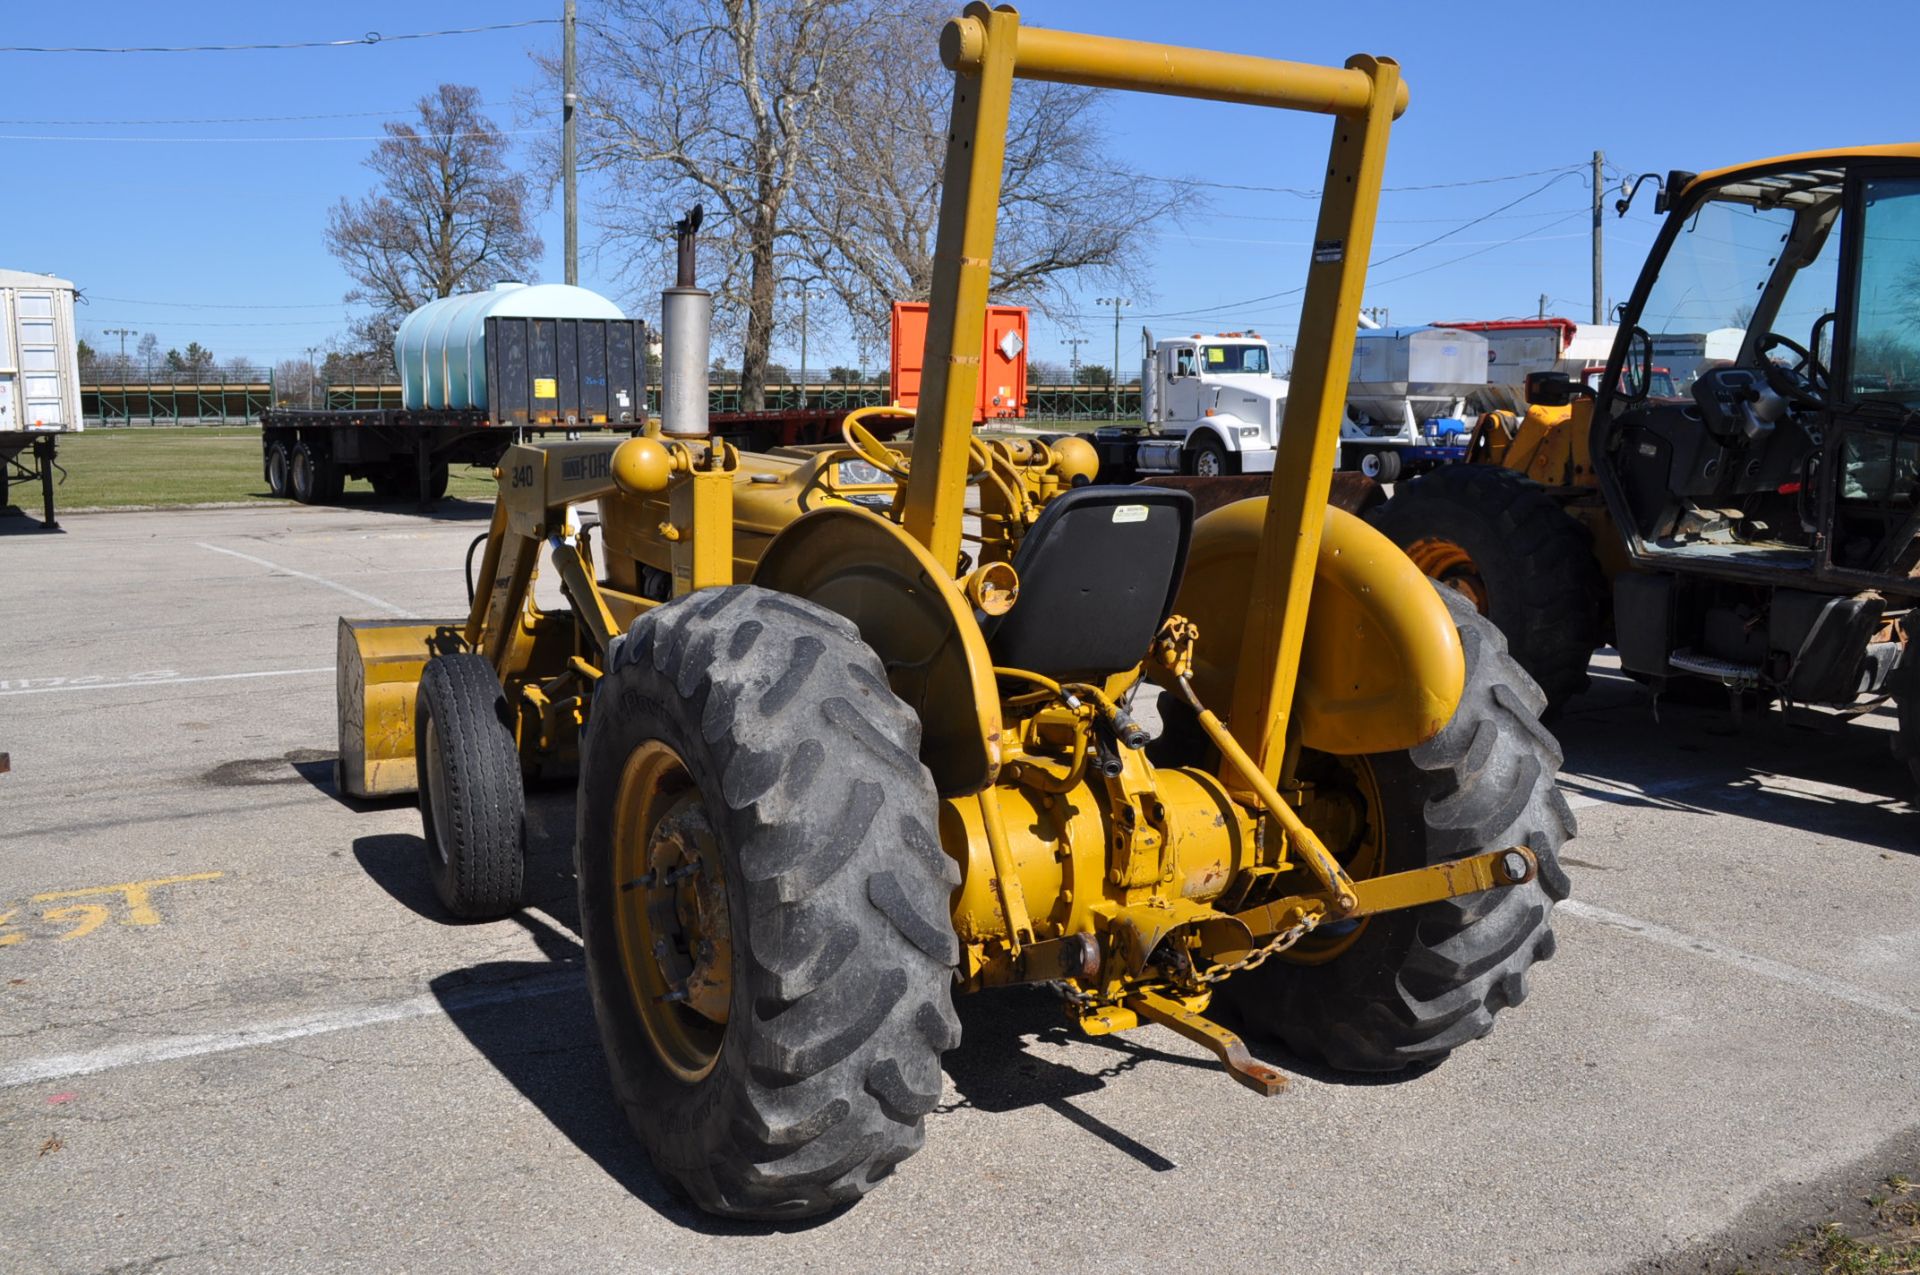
1370,463 -> 1604,713
578,584 -> 961,1219
415,653 -> 528,919
1221,590 -> 1575,1072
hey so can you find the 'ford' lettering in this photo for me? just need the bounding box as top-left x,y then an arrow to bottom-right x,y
562,451 -> 612,482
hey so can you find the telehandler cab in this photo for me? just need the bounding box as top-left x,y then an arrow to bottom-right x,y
1374,148 -> 1920,784
337,4 -> 1570,1219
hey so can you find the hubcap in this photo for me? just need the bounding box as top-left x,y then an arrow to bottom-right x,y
612,741 -> 732,1083
1404,535 -> 1490,615
1283,752 -> 1388,964
1360,452 -> 1382,478
1195,449 -> 1222,477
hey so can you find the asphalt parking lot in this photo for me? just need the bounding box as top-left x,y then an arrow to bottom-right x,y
3,499 -> 1917,1274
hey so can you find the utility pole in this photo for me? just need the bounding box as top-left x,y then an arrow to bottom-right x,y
798,287 -> 809,405
305,345 -> 320,409
563,0 -> 578,286
1097,297 -> 1130,420
1591,149 -> 1604,325
104,327 -> 134,368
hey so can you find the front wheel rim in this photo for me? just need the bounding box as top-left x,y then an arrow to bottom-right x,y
1196,450 -> 1222,476
611,741 -> 733,1084
1404,535 -> 1490,615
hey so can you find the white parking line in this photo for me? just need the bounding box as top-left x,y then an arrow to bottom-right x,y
0,970 -> 582,1089
1560,899 -> 1920,1027
197,542 -> 418,618
0,668 -> 332,697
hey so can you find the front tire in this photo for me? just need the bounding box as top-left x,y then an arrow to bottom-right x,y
1359,449 -> 1402,483
1186,434 -> 1235,477
578,585 -> 960,1219
1220,589 -> 1574,1072
415,653 -> 528,920
1370,463 -> 1604,713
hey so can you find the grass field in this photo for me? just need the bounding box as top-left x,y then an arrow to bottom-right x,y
6,426 -> 499,511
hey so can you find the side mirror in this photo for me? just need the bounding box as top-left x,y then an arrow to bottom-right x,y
1524,371 -> 1578,407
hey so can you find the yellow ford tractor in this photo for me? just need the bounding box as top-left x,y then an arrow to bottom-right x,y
337,5 -> 1570,1219
1374,147 -> 1920,784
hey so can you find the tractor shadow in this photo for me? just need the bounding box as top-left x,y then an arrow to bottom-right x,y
352,786 -> 581,926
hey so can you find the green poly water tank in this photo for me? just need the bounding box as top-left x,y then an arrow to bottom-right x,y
394,282 -> 626,411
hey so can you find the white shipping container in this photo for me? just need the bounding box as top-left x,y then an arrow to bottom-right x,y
0,268 -> 83,432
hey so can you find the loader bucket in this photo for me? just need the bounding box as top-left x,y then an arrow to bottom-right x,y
335,617 -> 456,799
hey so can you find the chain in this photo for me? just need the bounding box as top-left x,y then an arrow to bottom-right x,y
1194,910 -> 1321,985
1044,910 -> 1323,1006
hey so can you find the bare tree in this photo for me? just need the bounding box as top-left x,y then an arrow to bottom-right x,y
563,0 -> 863,411
325,85 -> 543,347
563,1 -> 1177,397
797,2 -> 1181,345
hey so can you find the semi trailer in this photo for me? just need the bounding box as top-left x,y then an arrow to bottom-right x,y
0,268 -> 82,529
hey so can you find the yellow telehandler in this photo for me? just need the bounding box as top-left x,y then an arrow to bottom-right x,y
337,4 -> 1571,1219
1373,147 -> 1920,787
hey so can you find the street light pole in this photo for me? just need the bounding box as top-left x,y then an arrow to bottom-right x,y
799,287 -> 809,407
1097,297 -> 1130,420
305,346 -> 320,410
562,0 -> 578,286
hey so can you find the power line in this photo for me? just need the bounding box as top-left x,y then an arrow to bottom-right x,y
87,296 -> 347,310
0,20 -> 559,55
0,103 -> 497,126
0,129 -> 548,144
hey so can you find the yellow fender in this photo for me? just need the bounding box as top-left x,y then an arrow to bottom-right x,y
1167,500 -> 1465,755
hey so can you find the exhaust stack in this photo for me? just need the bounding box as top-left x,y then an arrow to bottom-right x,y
661,205 -> 711,438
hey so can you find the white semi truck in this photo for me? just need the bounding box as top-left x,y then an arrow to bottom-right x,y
1085,330 -> 1290,478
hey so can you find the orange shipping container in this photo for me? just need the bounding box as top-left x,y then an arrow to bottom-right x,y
889,301 -> 1028,424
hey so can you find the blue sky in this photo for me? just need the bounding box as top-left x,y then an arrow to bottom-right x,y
3,1 -> 1916,376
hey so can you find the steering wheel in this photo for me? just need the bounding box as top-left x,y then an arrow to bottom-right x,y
1756,331 -> 1832,408
840,407 -> 913,481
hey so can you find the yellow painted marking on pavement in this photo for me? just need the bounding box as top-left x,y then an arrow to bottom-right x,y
4,872 -> 226,950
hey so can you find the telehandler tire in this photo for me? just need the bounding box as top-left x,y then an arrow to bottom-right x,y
577,585 -> 960,1219
414,653 -> 528,920
1890,636 -> 1920,791
1219,590 -> 1574,1072
1369,463 -> 1604,713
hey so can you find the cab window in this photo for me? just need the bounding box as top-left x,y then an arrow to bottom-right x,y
1172,347 -> 1196,377
1199,344 -> 1269,374
1846,176 -> 1920,406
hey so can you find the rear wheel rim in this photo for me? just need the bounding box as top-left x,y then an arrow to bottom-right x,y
1283,752 -> 1387,965
291,451 -> 311,498
612,741 -> 732,1084
1404,535 -> 1490,615
1360,452 -> 1383,478
269,449 -> 288,492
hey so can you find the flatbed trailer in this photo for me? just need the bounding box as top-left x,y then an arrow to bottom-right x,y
260,404 -> 886,508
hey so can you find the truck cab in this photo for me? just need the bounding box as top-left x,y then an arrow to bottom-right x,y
1136,332 -> 1288,475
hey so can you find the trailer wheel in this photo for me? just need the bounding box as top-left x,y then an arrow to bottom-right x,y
1219,588 -> 1573,1072
577,585 -> 960,1219
1186,434 -> 1235,477
415,653 -> 527,920
265,442 -> 292,498
1358,449 -> 1402,483
289,441 -> 342,505
1369,463 -> 1604,713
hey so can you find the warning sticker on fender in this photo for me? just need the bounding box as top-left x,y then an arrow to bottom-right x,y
1112,504 -> 1150,523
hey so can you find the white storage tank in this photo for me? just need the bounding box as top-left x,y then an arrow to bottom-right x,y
0,269 -> 83,433
394,282 -> 626,411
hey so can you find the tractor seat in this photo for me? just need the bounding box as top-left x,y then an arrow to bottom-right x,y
982,485 -> 1194,682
